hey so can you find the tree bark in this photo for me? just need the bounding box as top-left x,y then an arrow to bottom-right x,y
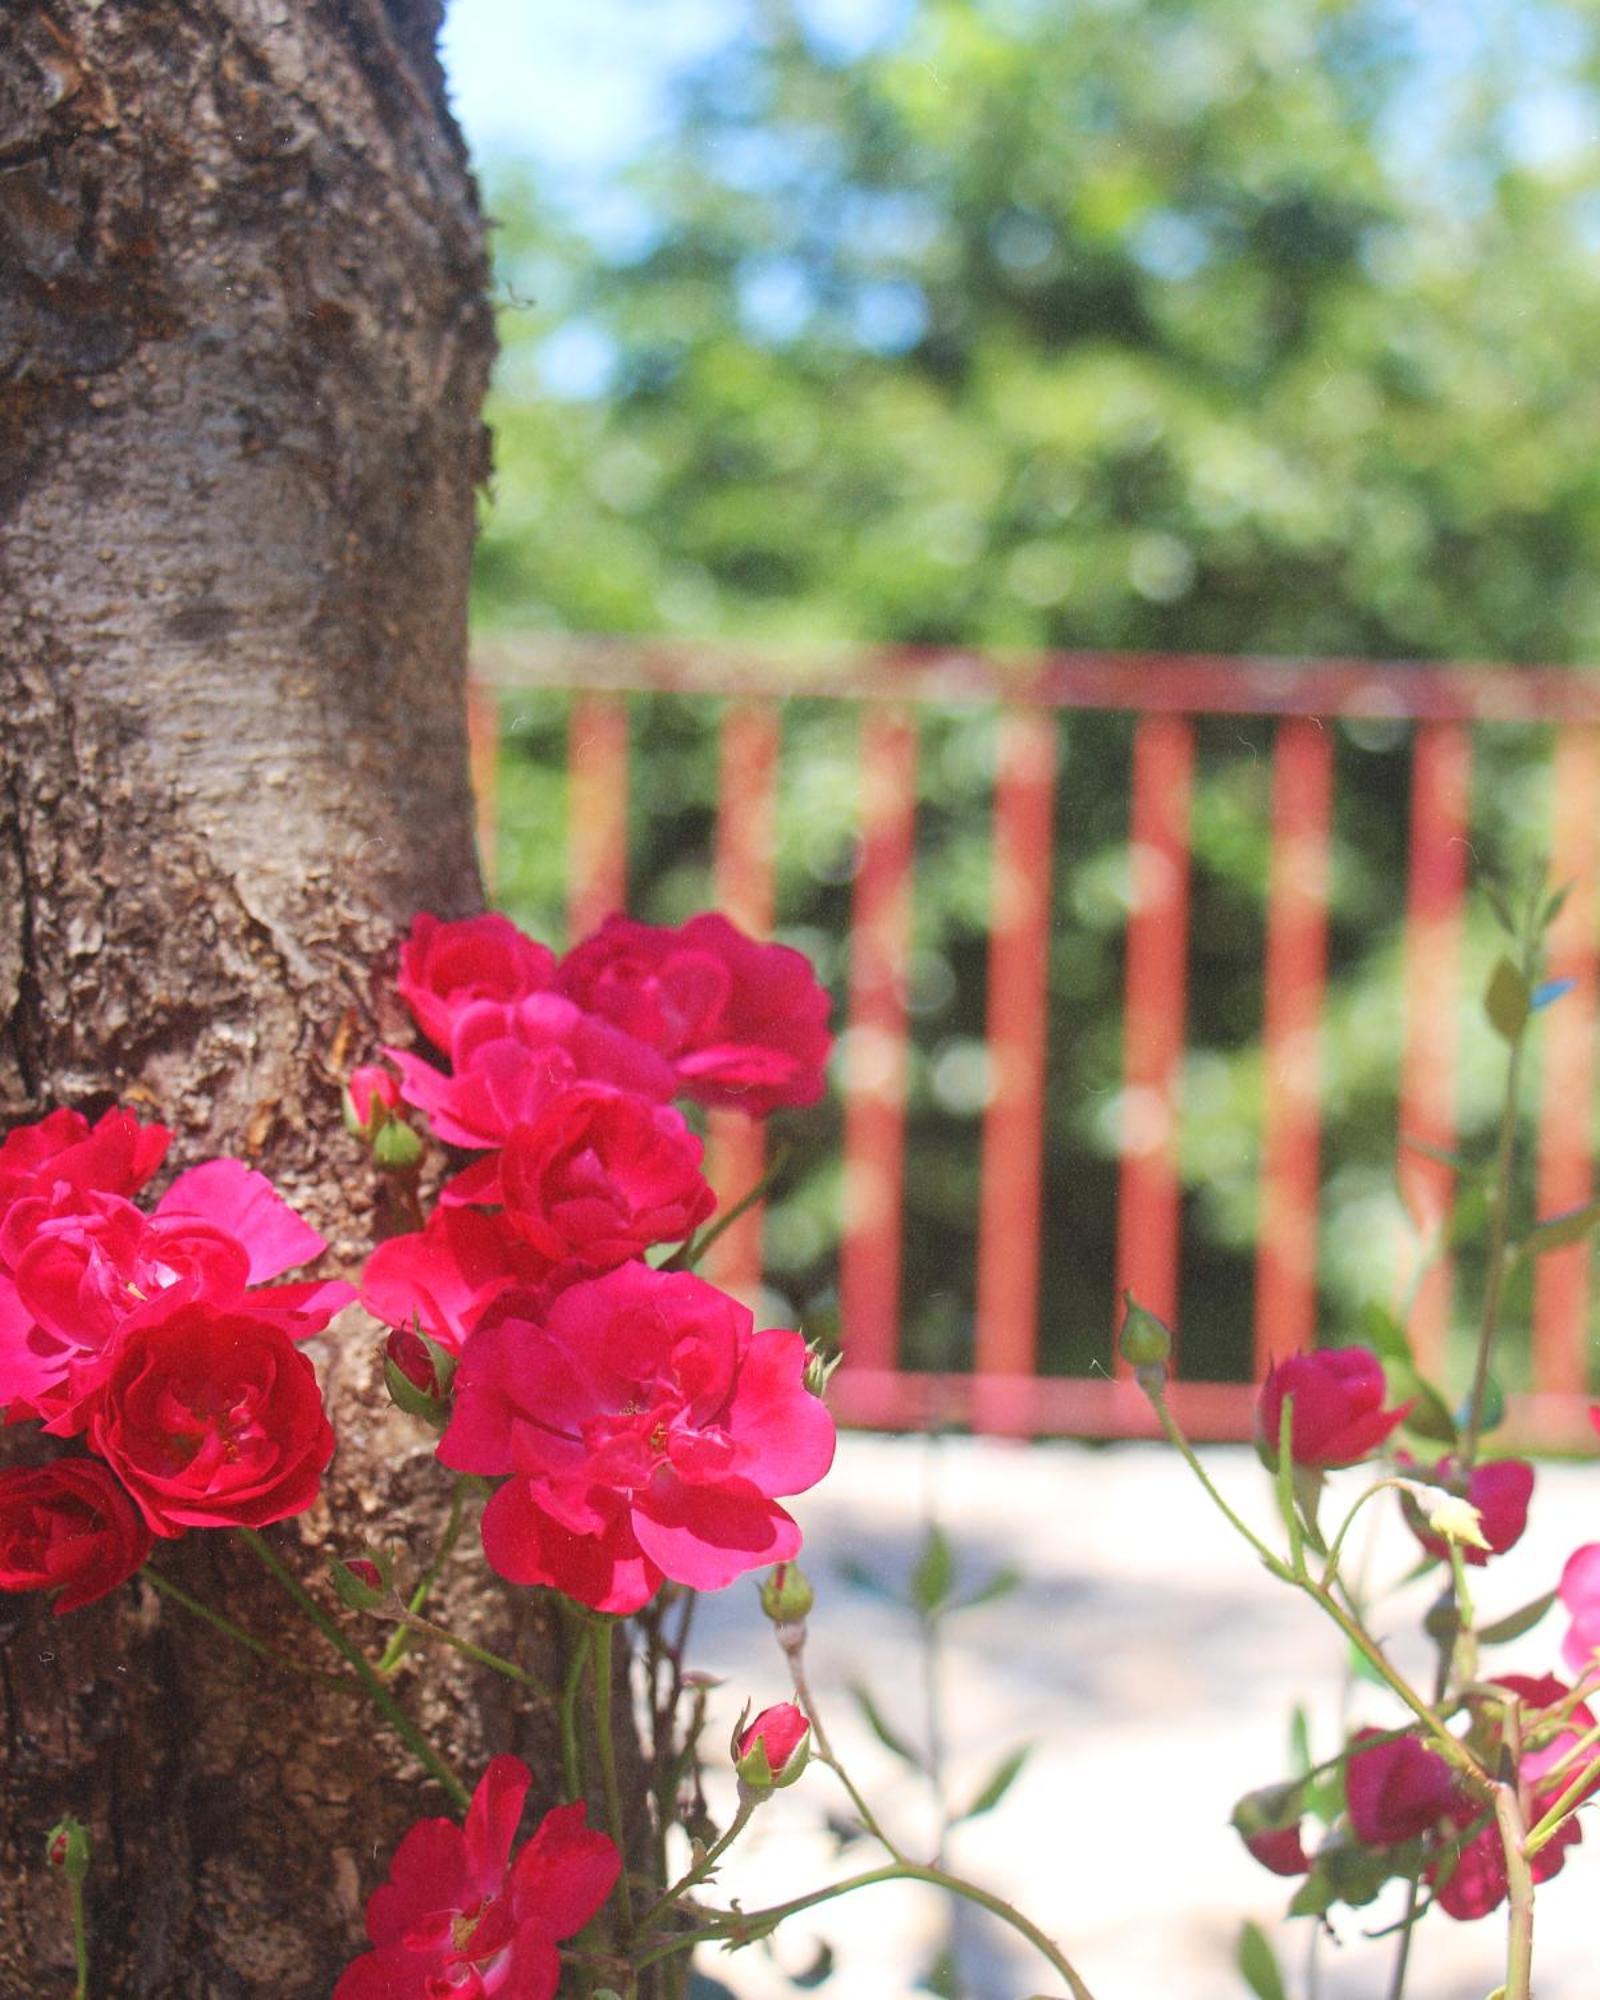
0,5 -> 566,1993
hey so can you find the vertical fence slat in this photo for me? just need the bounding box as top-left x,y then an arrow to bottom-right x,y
839,708 -> 919,1387
1396,719 -> 1472,1373
1114,714 -> 1196,1359
567,692 -> 629,945
1533,724 -> 1600,1396
1254,718 -> 1335,1371
706,701 -> 781,1305
466,677 -> 501,898
973,711 -> 1059,1430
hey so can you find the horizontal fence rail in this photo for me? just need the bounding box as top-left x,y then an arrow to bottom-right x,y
469,637 -> 1600,1449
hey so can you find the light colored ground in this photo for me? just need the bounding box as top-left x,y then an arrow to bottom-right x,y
681,1434 -> 1600,2000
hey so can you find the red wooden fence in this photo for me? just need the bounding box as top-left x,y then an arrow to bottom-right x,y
469,638 -> 1600,1448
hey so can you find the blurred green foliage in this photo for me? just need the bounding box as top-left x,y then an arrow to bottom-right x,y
472,0 -> 1600,1395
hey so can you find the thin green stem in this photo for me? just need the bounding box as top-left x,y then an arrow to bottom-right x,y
591,1618 -> 635,1936
635,1863 -> 1098,2000
560,1616 -> 593,1803
68,1875 -> 88,2000
784,1630 -> 909,1864
378,1476 -> 470,1675
382,1610 -> 535,1683
663,1147 -> 790,1273
1143,1379 -> 1288,1576
238,1527 -> 470,1811
141,1563 -> 358,1694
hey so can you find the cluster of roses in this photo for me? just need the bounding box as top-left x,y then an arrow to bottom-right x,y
1240,1344 -> 1597,1923
0,1107 -> 353,1614
360,909 -> 839,1614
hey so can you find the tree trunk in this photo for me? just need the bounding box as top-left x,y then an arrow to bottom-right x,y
0,5 -> 571,1992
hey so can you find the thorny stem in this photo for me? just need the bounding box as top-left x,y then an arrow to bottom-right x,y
1142,1379 -> 1489,1796
637,1795 -> 759,1931
781,1624 -> 910,1864
140,1564 -> 358,1695
238,1527 -> 470,1811
68,1870 -> 88,2000
1493,1781 -> 1535,2000
378,1476 -> 470,1676
1393,914 -> 1537,2000
631,1862 -> 1099,2000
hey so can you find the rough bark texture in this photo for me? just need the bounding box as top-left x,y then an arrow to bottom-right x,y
0,5 -> 578,1992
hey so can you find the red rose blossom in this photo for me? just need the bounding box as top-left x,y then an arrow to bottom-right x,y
0,1459 -> 153,1614
1345,1730 -> 1458,1847
333,1755 -> 618,2000
389,994 -> 675,1150
397,911 -> 557,1049
1254,1346 -> 1410,1469
439,1263 -> 837,1614
88,1301 -> 334,1535
556,911 -> 833,1114
0,1160 -> 354,1432
362,1205 -> 560,1356
463,1084 -> 714,1273
1400,1454 -> 1534,1568
0,1107 -> 170,1213
1427,1675 -> 1594,1920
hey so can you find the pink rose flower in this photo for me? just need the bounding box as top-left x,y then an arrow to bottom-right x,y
1560,1542 -> 1600,1675
88,1301 -> 334,1535
389,995 -> 674,1150
1345,1730 -> 1457,1847
397,911 -> 556,1049
439,1263 -> 836,1614
557,912 -> 832,1115
1400,1454 -> 1534,1568
333,1755 -> 618,2000
1254,1346 -> 1410,1469
0,1106 -> 170,1212
0,1458 -> 153,1614
466,1084 -> 714,1273
362,1205 -> 560,1357
0,1159 -> 353,1432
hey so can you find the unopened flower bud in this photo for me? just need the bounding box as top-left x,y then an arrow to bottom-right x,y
732,1701 -> 811,1792
342,1063 -> 401,1141
383,1324 -> 455,1424
45,1815 -> 91,1884
759,1562 -> 815,1625
329,1548 -> 394,1611
372,1119 -> 424,1172
1118,1295 -> 1172,1374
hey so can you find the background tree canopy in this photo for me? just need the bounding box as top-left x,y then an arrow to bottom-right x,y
465,0 -> 1600,1391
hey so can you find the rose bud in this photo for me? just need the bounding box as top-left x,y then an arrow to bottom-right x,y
329,1549 -> 395,1611
1345,1730 -> 1459,1848
733,1702 -> 811,1792
383,1324 -> 455,1425
342,1064 -> 401,1141
1231,1782 -> 1310,1878
45,1815 -> 91,1883
759,1562 -> 815,1626
1400,1455 -> 1534,1568
1254,1346 -> 1411,1470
